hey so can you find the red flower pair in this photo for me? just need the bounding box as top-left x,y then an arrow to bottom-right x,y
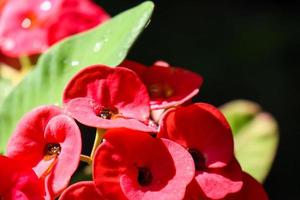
0,0 -> 109,57
62,61 -> 203,132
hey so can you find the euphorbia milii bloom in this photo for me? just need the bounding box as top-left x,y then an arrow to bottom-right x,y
63,65 -> 156,132
59,181 -> 104,200
0,155 -> 44,200
224,172 -> 269,200
93,128 -> 195,200
6,105 -> 82,199
0,0 -> 109,57
119,60 -> 203,110
158,103 -> 243,199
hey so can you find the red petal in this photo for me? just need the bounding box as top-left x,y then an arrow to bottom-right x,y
195,159 -> 243,199
7,105 -> 62,169
0,155 -> 44,200
225,172 -> 269,200
119,60 -> 147,77
93,128 -> 195,200
63,65 -> 150,123
65,97 -> 157,132
183,179 -> 208,200
59,181 -> 104,200
43,114 -> 82,197
119,60 -> 203,109
158,103 -> 234,168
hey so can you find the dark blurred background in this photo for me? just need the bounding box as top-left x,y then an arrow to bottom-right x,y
97,1 -> 299,199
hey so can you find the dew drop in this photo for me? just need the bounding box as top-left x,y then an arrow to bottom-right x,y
71,61 -> 80,66
118,50 -> 127,59
93,42 -> 103,52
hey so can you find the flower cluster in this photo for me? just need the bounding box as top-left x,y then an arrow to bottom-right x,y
0,61 -> 269,200
0,0 -> 109,58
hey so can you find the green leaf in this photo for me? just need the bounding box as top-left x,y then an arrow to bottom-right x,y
220,100 -> 279,182
0,1 -> 154,153
220,100 -> 261,135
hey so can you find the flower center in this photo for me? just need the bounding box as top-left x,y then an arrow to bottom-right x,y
148,84 -> 174,98
98,107 -> 118,119
137,167 -> 153,186
188,148 -> 206,171
21,12 -> 39,29
44,143 -> 61,157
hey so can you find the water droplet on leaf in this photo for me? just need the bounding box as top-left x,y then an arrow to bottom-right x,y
71,61 -> 80,66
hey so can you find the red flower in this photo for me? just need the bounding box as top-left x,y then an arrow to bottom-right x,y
224,172 -> 269,200
158,103 -> 243,199
119,60 -> 203,110
59,181 -> 104,200
63,65 -> 156,132
93,128 -> 195,200
6,105 -> 82,199
0,0 -> 109,57
0,155 -> 44,200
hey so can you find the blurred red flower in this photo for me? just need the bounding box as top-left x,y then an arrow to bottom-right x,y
119,60 -> 203,110
0,155 -> 44,200
93,128 -> 195,200
63,65 -> 156,132
0,0 -> 109,57
6,105 -> 82,199
158,103 -> 243,199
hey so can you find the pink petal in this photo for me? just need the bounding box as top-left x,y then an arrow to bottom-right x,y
65,97 -> 157,132
43,114 -> 82,197
195,159 -> 243,199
